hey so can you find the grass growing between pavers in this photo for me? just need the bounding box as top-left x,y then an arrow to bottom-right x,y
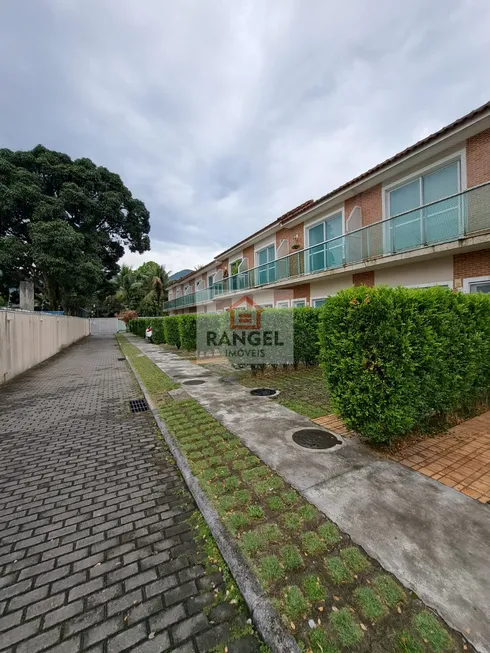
119,336 -> 472,653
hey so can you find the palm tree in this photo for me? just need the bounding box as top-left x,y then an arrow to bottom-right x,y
114,265 -> 138,309
142,264 -> 169,315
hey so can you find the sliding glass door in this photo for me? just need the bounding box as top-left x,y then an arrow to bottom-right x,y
307,213 -> 343,273
257,245 -> 276,285
387,161 -> 460,252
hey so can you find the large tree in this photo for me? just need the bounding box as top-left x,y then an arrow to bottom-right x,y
0,145 -> 150,312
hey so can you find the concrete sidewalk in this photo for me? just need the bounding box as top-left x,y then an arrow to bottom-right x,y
127,334 -> 490,653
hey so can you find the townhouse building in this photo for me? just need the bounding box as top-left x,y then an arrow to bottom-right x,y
164,101 -> 490,314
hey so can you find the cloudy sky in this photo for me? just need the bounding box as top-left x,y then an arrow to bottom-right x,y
1,0 -> 489,274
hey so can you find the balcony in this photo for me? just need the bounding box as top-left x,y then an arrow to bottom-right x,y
163,182 -> 490,311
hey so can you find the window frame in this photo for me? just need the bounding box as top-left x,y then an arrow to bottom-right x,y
311,297 -> 326,308
275,300 -> 290,309
255,242 -> 276,286
404,281 -> 453,289
304,208 -> 345,250
382,150 -> 466,220
304,208 -> 345,274
463,275 -> 490,294
292,298 -> 307,308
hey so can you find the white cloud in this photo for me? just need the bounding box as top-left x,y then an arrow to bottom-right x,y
1,0 -> 490,270
121,240 -> 219,276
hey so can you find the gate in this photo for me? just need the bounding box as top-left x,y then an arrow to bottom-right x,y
90,318 -> 126,334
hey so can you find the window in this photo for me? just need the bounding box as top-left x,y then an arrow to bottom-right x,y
292,299 -> 307,307
196,280 -> 202,291
387,161 -> 461,252
470,281 -> 490,293
275,300 -> 290,308
307,213 -> 343,273
404,282 -> 452,289
208,275 -> 214,288
258,303 -> 273,309
464,276 -> 490,294
312,298 -> 326,307
256,245 -> 276,285
184,285 -> 190,295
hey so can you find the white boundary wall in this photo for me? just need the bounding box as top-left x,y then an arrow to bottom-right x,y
0,309 -> 90,385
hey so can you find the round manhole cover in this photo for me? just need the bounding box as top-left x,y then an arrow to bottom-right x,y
292,429 -> 341,450
182,379 -> 206,386
250,388 -> 277,397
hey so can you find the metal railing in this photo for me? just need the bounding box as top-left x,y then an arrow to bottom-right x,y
163,182 -> 490,311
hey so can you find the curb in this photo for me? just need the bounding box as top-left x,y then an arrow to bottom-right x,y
122,344 -> 300,653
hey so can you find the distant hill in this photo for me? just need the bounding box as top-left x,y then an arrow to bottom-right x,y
169,269 -> 192,282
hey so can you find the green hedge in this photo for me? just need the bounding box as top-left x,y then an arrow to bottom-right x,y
150,318 -> 166,344
293,307 -> 321,366
128,318 -> 150,338
319,286 -> 490,444
128,309 -> 322,364
178,314 -> 197,351
163,315 -> 181,348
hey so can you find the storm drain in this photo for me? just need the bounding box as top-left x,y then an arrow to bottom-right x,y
129,398 -> 149,413
117,357 -> 126,361
292,428 -> 341,450
250,388 -> 278,397
182,379 -> 206,386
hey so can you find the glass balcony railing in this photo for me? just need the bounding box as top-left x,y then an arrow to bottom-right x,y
163,182 -> 490,311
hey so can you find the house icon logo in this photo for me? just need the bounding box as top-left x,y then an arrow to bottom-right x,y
229,296 -> 264,330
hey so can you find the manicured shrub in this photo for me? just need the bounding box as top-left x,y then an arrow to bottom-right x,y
163,315 -> 181,348
195,312 -> 227,356
319,285 -> 490,443
128,317 -> 151,338
150,318 -> 165,344
219,306 -> 321,370
178,314 -> 197,351
293,306 -> 321,366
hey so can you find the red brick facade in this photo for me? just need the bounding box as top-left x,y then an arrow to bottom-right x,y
275,225 -> 305,251
293,284 -> 311,301
353,271 -> 375,287
467,128 -> 490,188
453,249 -> 490,285
243,245 -> 255,269
344,184 -> 382,227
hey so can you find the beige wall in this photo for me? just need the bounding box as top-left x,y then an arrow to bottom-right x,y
374,256 -> 453,287
0,310 -> 90,385
309,275 -> 353,300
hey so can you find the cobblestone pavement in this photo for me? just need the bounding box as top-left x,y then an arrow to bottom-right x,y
0,336 -> 257,653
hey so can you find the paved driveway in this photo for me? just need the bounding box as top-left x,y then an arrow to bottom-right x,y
0,336 -> 255,653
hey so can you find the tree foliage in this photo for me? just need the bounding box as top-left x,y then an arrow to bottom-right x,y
0,145 -> 150,311
111,261 -> 169,316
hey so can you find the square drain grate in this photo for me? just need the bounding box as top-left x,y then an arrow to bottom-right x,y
129,398 -> 149,413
